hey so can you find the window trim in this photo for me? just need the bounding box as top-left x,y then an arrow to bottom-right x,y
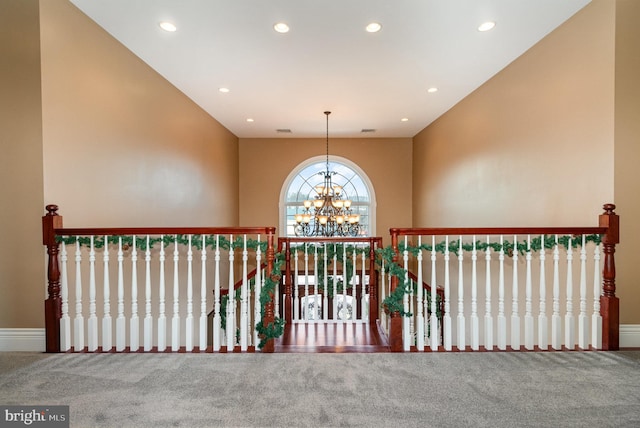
279,155 -> 376,237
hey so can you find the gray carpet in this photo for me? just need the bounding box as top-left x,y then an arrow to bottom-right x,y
1,351 -> 640,427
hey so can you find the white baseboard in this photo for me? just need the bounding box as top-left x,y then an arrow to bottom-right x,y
0,328 -> 46,352
620,324 -> 640,348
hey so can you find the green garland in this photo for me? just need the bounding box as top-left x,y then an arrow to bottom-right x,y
398,234 -> 602,257
56,234 -> 268,252
380,234 -> 603,318
255,252 -> 286,349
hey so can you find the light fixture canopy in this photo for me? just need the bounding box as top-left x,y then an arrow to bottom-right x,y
294,111 -> 361,237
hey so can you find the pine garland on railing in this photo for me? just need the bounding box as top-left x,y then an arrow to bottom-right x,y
255,252 -> 286,349
380,234 -> 603,318
398,234 -> 602,257
55,234 -> 269,252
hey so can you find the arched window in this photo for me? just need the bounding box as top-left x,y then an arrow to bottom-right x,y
280,156 -> 375,237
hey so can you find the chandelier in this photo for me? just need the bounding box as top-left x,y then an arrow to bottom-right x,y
294,111 -> 361,237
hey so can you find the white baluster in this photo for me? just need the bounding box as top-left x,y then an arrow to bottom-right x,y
443,236 -> 452,351
456,236 -> 465,351
409,253 -> 415,342
293,245 -> 299,322
102,236 -> 112,351
497,236 -> 506,351
313,245 -> 319,322
304,243 -> 309,322
199,235 -> 208,351
510,235 -> 520,350
551,235 -> 562,350
565,237 -> 575,350
116,237 -> 125,352
483,236 -> 493,351
470,236 -> 479,351
73,238 -> 84,352
360,247 -> 367,322
144,236 -> 153,352
88,236 -> 98,352
430,236 -> 438,351
403,236 -> 411,351
130,236 -> 139,352
342,244 -> 348,323
538,234 -> 548,350
323,243 -> 329,321
213,236 -> 221,351
592,243 -> 602,349
158,235 -> 167,352
60,242 -> 71,351
578,235 -> 589,349
186,235 -> 194,352
416,236 -> 424,351
171,236 -> 180,352
240,235 -> 249,351
253,236 -> 262,348
332,246 -> 338,320
524,235 -> 534,350
351,246 -> 357,322
226,235 -> 235,350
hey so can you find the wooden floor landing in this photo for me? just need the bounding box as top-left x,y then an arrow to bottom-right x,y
274,321 -> 390,353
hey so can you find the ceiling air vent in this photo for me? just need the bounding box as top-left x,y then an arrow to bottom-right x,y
361,128 -> 376,133
276,128 -> 292,133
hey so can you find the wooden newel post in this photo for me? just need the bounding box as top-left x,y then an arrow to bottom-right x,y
262,230 -> 276,353
368,239 -> 379,325
389,230 -> 403,352
599,203 -> 619,350
42,204 -> 63,352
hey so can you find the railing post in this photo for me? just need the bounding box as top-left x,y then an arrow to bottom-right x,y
389,229 -> 403,352
42,204 -> 63,352
283,239 -> 292,324
599,203 -> 619,350
368,238 -> 379,325
262,229 -> 276,352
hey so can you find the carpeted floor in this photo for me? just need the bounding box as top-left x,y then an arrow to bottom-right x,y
1,351 -> 640,427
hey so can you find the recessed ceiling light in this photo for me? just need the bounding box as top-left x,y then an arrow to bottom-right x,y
365,22 -> 382,33
219,87 -> 230,93
366,22 -> 382,33
427,87 -> 438,93
159,22 -> 177,32
401,118 -> 409,122
478,21 -> 496,32
246,118 -> 254,122
273,22 -> 290,33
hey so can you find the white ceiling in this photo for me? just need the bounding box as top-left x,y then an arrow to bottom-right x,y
69,0 -> 590,138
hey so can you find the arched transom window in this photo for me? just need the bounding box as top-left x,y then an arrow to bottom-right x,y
281,156 -> 375,237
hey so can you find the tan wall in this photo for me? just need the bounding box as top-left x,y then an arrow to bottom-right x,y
413,0 -> 615,227
1,0 -> 239,329
614,0 -> 640,324
239,137 -> 412,242
412,0 -> 640,325
40,0 -> 239,228
0,0 -> 46,328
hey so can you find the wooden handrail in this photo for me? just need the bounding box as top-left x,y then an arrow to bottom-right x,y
55,226 -> 276,236
390,226 -> 606,236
